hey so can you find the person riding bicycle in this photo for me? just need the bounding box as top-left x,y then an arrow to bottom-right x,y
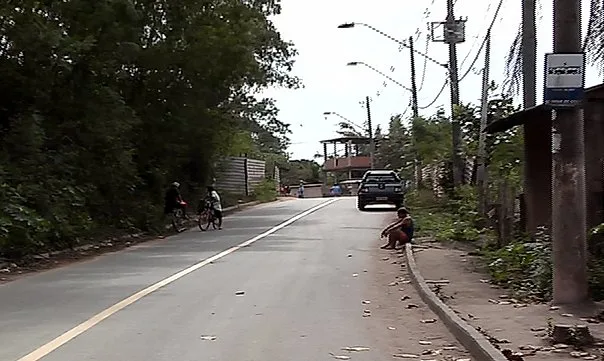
200,185 -> 223,229
164,182 -> 186,217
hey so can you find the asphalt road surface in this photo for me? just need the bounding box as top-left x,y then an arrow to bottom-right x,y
0,198 -> 471,361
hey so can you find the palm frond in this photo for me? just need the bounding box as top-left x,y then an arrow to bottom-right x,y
584,0 -> 604,74
502,24 -> 523,96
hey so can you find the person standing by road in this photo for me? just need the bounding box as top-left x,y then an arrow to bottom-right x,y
297,180 -> 305,198
380,207 -> 414,249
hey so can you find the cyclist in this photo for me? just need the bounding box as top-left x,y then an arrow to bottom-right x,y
164,181 -> 186,217
204,185 -> 223,229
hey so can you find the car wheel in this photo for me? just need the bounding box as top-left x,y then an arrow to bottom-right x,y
357,199 -> 366,211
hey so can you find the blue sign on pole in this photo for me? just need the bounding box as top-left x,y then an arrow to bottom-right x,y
543,52 -> 585,108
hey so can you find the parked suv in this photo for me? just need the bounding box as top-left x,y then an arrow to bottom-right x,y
357,170 -> 405,211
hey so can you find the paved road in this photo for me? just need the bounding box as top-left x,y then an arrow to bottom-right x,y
0,198 -> 469,361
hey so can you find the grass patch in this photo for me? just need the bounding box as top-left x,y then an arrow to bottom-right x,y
252,178 -> 277,203
406,187 -> 486,243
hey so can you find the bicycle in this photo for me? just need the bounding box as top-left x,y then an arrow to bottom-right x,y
171,200 -> 188,233
198,201 -> 219,231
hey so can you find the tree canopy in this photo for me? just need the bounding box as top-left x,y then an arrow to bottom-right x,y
0,0 -> 298,258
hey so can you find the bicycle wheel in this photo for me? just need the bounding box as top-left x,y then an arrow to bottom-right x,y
172,209 -> 186,232
198,211 -> 211,231
211,217 -> 219,229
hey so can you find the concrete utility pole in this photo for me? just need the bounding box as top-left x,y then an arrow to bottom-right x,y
476,30 -> 491,216
521,0 -> 538,234
551,0 -> 588,304
365,96 -> 375,169
446,0 -> 464,187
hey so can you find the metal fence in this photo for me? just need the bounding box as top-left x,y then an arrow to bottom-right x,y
214,157 -> 267,196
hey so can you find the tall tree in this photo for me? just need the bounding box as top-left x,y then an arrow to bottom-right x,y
0,0 -> 300,258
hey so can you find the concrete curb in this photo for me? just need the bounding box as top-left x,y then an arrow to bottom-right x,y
405,244 -> 508,361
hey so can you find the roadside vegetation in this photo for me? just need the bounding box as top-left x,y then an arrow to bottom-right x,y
0,0 -> 307,260
369,86 -> 604,302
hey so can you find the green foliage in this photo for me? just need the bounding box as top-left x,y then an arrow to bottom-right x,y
280,160 -> 321,185
481,228 -> 552,301
406,187 -> 484,243
253,178 -> 277,203
0,0 -> 298,258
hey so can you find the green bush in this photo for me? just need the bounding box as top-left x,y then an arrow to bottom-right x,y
406,187 -> 484,243
482,232 -> 552,301
253,178 -> 277,203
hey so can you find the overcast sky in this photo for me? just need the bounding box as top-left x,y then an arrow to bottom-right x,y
260,0 -> 599,160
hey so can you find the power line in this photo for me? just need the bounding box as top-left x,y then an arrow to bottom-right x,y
385,0 -> 437,92
417,30 -> 430,92
459,0 -> 494,69
458,0 -> 505,81
418,80 -> 449,110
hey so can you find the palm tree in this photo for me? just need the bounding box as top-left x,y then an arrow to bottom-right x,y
503,0 -> 604,95
584,0 -> 604,68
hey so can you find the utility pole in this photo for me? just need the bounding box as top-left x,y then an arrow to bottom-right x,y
409,36 -> 419,118
446,0 -> 464,187
430,0 -> 466,188
551,0 -> 588,304
521,0 -> 538,234
409,36 -> 421,188
365,96 -> 375,169
476,30 -> 491,216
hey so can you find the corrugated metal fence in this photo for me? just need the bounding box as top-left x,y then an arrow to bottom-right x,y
274,166 -> 281,191
214,157 -> 268,196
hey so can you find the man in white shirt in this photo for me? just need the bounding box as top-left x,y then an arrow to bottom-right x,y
206,186 -> 223,229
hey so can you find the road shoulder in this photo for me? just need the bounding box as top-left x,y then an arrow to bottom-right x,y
412,239 -> 604,360
363,229 -> 472,359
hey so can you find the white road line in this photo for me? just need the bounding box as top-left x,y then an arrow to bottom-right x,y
17,198 -> 339,361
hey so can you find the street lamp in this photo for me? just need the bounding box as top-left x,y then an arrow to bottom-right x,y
323,111 -> 365,132
337,22 -> 447,68
324,110 -> 374,169
346,61 -> 413,93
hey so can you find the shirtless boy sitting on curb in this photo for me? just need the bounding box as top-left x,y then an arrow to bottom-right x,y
380,207 -> 414,250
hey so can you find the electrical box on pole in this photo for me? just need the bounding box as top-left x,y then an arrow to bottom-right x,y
429,18 -> 467,44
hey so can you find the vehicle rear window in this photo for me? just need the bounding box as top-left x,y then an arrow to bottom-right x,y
364,175 -> 399,183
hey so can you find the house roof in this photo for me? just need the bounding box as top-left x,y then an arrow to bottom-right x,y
485,83 -> 604,134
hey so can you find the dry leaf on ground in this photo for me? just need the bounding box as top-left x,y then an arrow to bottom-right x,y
341,346 -> 370,352
329,353 -> 351,360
